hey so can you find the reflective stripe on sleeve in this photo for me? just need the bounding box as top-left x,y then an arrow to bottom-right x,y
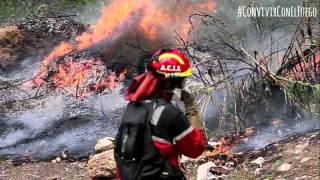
152,136 -> 172,144
173,126 -> 194,142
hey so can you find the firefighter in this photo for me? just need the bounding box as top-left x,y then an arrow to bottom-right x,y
115,49 -> 206,179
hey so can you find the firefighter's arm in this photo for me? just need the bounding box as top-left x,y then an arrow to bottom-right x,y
181,90 -> 203,128
174,127 -> 206,158
170,91 -> 206,158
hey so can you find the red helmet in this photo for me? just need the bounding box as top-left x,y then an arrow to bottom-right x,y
148,49 -> 192,78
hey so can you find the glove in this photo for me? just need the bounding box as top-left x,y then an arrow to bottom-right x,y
181,90 -> 202,128
181,90 -> 195,106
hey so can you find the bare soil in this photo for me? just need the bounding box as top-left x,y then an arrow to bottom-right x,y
1,130 -> 317,180
0,161 -> 89,180
232,130 -> 320,180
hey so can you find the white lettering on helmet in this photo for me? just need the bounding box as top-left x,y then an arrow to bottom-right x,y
160,65 -> 181,72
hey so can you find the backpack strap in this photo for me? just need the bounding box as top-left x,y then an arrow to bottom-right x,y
142,99 -> 167,126
140,99 -> 157,123
132,99 -> 160,179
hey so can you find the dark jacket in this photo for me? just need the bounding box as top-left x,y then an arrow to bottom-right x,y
149,98 -> 206,167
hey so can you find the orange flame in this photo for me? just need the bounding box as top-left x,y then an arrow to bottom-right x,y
32,0 -> 215,96
49,57 -> 126,98
214,137 -> 234,155
139,0 -> 215,41
206,128 -> 257,158
43,0 -> 215,64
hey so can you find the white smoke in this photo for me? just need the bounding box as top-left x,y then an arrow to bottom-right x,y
0,95 -> 65,148
234,118 -> 320,151
0,83 -> 126,158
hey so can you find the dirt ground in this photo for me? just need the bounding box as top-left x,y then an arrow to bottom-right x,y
232,130 -> 320,180
0,130 -> 319,180
0,161 -> 89,180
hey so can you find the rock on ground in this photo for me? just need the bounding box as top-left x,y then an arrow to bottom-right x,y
87,149 -> 116,179
277,163 -> 291,172
94,137 -> 114,153
196,161 -> 215,180
251,157 -> 265,167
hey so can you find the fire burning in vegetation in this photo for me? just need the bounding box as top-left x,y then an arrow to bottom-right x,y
29,0 -> 215,96
50,57 -> 126,98
206,127 -> 257,156
29,55 -> 127,98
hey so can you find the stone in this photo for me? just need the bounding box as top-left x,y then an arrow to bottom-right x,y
294,143 -> 308,154
87,149 -> 116,179
196,161 -> 216,180
294,175 -> 308,180
251,157 -> 265,167
56,157 -> 61,163
277,163 -> 291,172
60,149 -> 68,159
61,153 -> 67,159
300,157 -> 311,163
94,137 -> 114,153
300,175 -> 307,179
294,156 -> 300,160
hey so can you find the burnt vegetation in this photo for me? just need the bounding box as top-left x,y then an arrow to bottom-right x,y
175,11 -> 319,135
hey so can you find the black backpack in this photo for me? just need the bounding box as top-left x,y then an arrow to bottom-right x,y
114,100 -> 186,180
